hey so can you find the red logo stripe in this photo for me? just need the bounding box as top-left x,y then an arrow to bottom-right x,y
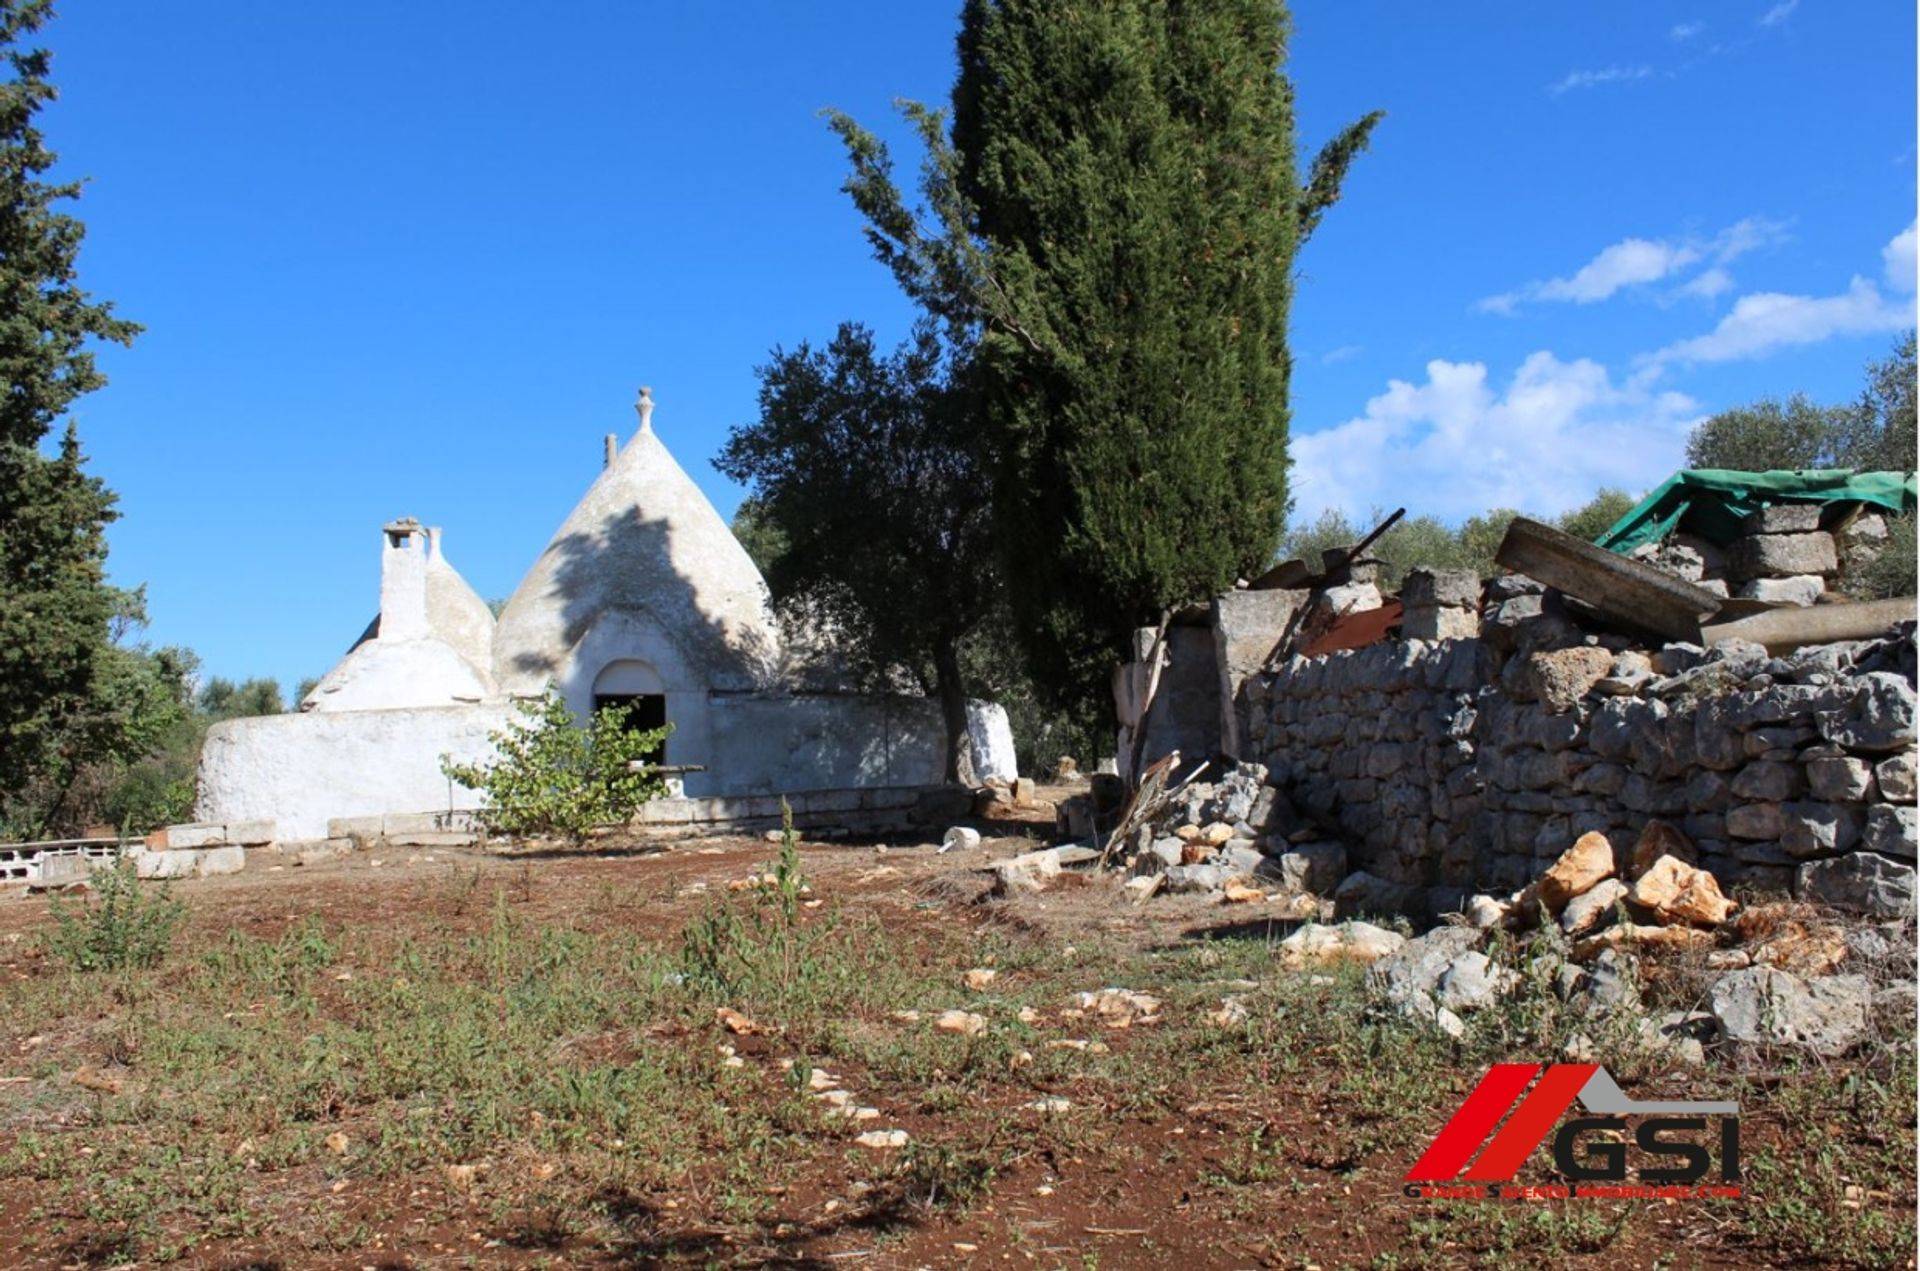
1460,1063 -> 1598,1182
1403,1063 -> 1540,1181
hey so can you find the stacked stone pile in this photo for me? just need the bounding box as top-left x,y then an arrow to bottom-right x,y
1239,574 -> 1917,918
1633,503 -> 1893,606
1114,760 -> 1347,908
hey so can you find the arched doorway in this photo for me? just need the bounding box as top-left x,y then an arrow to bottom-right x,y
591,659 -> 668,764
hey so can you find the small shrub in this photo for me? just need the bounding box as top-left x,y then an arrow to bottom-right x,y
441,685 -> 670,841
44,857 -> 187,971
680,801 -> 831,1005
1846,513 -> 1918,601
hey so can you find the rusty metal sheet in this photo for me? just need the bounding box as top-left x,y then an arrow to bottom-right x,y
1300,599 -> 1404,658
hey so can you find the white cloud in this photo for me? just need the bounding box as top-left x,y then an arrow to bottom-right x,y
1549,65 -> 1654,96
1674,267 -> 1735,301
1320,344 -> 1364,365
1709,216 -> 1791,264
1649,277 -> 1912,364
1540,239 -> 1699,303
1483,217 -> 1789,314
1649,223 -> 1918,362
1670,20 -> 1706,40
1289,353 -> 1701,524
1884,220 -> 1916,293
1759,0 -> 1797,26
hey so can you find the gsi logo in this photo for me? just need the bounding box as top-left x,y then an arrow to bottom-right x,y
1404,1064 -> 1742,1199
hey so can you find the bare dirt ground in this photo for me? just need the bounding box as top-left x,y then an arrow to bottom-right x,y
0,804 -> 1910,1269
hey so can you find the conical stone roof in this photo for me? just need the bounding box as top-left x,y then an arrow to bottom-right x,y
492,390 -> 781,696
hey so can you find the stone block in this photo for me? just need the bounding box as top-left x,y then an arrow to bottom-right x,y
1805,756 -> 1875,802
327,815 -> 385,840
1726,802 -> 1785,840
160,823 -> 228,849
1401,568 -> 1482,609
1527,646 -> 1615,715
1402,605 -> 1481,642
1797,852 -> 1916,917
1817,672 -> 1917,753
1730,531 -> 1837,580
1730,760 -> 1804,802
131,844 -> 244,879
222,819 -> 277,846
1738,576 -> 1824,607
199,845 -> 245,876
1862,804 -> 1917,860
384,831 -> 477,848
1742,503 -> 1821,534
1780,802 -> 1863,858
1876,753 -> 1916,803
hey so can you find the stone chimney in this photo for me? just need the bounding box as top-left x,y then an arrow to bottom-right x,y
380,517 -> 429,640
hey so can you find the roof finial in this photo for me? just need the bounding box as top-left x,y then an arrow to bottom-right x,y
635,385 -> 655,434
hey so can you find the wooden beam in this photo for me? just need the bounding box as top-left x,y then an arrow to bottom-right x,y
1495,517 -> 1724,642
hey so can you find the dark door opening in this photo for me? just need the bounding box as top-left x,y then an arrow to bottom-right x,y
593,693 -> 668,766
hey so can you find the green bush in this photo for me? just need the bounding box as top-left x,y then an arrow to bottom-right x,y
440,686 -> 670,842
1846,514 -> 1918,601
44,857 -> 187,971
680,801 -> 830,1006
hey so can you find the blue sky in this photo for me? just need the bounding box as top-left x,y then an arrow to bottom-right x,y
37,0 -> 1917,692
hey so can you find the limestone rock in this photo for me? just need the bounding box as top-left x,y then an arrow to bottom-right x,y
992,849 -> 1063,894
1522,831 -> 1617,916
1862,804 -> 1917,861
1797,852 -> 1916,917
1750,922 -> 1849,977
1738,576 -> 1824,607
1280,921 -> 1407,966
1570,923 -> 1714,961
935,1010 -> 987,1036
1726,802 -> 1785,840
1805,756 -> 1875,802
1465,894 -> 1509,929
1568,948 -> 1642,1017
1629,856 -> 1735,926
1743,503 -> 1821,534
1780,802 -> 1863,858
1817,672 -> 1917,753
1731,531 -> 1837,579
1404,604 -> 1482,642
1261,842 -> 1346,895
1436,950 -> 1518,1014
1560,877 -> 1629,935
1164,863 -> 1228,894
1401,568 -> 1482,608
1528,646 -> 1615,714
1709,966 -> 1869,1057
1363,925 -> 1483,1023
1876,752 -> 1917,803
1730,760 -> 1803,802
1626,819 -> 1696,879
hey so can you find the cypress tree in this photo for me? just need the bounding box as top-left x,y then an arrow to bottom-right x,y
0,0 -> 142,828
946,0 -> 1378,705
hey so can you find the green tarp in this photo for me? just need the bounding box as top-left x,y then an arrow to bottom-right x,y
1595,469 -> 1917,555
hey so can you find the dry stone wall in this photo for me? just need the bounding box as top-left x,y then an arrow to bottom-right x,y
1241,595 -> 1917,920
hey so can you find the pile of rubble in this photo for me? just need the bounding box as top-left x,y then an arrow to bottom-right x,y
1274,820 -> 1914,1059
1108,760 -> 1348,910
